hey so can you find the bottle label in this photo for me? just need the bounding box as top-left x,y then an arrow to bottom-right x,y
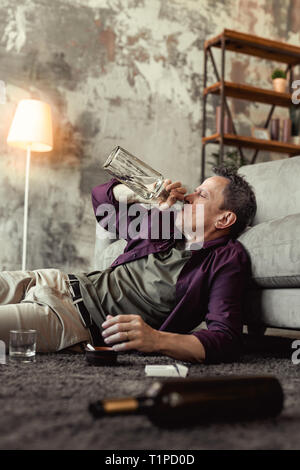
103,398 -> 138,413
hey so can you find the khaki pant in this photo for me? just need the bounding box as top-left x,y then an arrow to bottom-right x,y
0,269 -> 91,353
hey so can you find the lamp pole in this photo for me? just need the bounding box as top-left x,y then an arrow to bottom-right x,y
6,99 -> 53,271
22,146 -> 31,271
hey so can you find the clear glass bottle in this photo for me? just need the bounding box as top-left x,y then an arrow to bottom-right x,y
103,146 -> 169,201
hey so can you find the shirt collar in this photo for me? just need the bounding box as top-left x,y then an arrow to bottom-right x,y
186,233 -> 232,252
202,233 -> 232,249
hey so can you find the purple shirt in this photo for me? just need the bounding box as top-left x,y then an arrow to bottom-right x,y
92,179 -> 251,364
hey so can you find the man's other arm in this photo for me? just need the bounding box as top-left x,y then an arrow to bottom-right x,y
101,314 -> 206,363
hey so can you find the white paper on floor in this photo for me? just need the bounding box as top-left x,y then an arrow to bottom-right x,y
145,364 -> 189,377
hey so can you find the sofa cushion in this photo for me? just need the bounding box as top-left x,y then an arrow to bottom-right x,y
238,156 -> 300,226
238,213 -> 300,288
94,238 -> 127,271
243,288 -> 300,329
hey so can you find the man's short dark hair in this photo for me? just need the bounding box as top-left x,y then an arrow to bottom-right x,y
212,165 -> 257,238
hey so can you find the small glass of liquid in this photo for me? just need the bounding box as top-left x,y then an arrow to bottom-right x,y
9,330 -> 37,362
103,146 -> 169,201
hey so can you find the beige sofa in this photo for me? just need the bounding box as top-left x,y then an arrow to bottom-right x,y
94,155 -> 300,332
237,156 -> 300,332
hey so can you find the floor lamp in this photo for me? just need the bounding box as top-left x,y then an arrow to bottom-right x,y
7,99 -> 53,271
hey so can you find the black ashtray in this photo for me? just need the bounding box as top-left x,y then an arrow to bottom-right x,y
85,346 -> 118,366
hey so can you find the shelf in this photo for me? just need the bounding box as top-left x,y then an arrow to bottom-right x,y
205,29 -> 300,65
202,133 -> 300,155
201,29 -> 300,179
204,81 -> 292,107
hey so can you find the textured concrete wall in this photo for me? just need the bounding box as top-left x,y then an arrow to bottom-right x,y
0,0 -> 299,271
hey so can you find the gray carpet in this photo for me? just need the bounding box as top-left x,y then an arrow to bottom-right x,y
0,335 -> 299,450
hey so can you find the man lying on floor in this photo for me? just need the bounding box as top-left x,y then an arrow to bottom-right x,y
0,165 -> 256,364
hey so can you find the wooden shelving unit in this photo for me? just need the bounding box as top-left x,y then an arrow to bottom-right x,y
201,29 -> 300,179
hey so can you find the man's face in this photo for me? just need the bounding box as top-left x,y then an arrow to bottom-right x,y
178,175 -> 231,239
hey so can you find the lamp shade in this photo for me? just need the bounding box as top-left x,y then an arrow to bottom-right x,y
7,99 -> 53,152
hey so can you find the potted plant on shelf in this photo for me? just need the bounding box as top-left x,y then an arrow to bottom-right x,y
271,69 -> 287,93
208,150 -> 249,172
